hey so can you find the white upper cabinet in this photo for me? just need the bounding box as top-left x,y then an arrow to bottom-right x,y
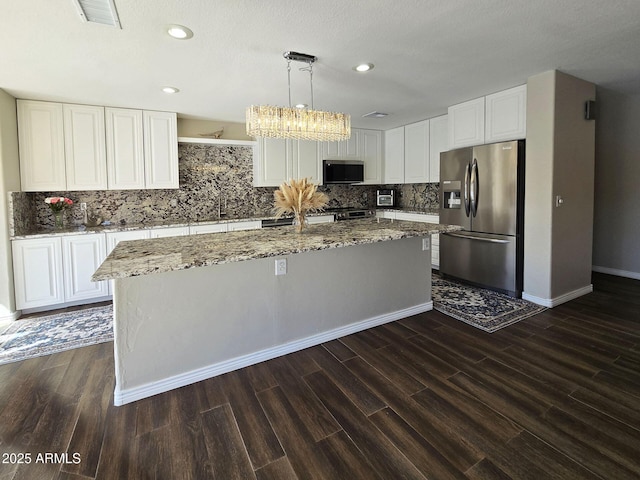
383,117 -> 447,185
292,140 -> 321,184
321,129 -> 361,160
428,114 -> 448,183
254,128 -> 380,186
448,85 -> 527,149
253,137 -> 291,187
143,110 -> 179,189
404,120 -> 430,184
63,104 -> 107,190
383,127 -> 404,184
448,97 -> 485,149
17,100 -> 178,192
106,107 -> 145,189
485,85 -> 527,143
360,129 -> 382,184
17,100 -> 66,191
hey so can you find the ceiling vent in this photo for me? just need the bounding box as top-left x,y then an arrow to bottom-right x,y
362,111 -> 389,118
72,0 -> 122,28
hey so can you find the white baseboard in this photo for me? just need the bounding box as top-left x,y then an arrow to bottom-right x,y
0,304 -> 21,323
113,302 -> 432,406
592,265 -> 640,281
522,285 -> 593,308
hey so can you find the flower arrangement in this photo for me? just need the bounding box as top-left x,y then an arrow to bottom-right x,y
274,178 -> 328,232
45,197 -> 73,228
45,196 -> 73,212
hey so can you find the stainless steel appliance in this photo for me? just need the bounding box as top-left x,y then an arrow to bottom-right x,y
376,189 -> 396,207
323,160 -> 364,184
439,140 -> 525,297
328,207 -> 375,221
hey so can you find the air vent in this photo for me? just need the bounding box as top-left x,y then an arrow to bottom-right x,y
72,0 -> 122,28
362,111 -> 389,118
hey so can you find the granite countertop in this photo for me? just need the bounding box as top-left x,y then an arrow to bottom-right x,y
377,208 -> 440,216
11,208 -> 438,239
92,217 -> 461,281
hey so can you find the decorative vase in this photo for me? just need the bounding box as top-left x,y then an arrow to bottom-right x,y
53,211 -> 64,229
293,211 -> 307,233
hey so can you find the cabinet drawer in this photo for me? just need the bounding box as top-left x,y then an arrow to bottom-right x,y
189,223 -> 228,234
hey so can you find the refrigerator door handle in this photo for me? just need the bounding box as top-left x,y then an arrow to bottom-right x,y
470,158 -> 478,217
443,232 -> 511,244
464,162 -> 471,216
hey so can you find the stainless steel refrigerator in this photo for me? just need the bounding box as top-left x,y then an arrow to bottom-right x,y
439,140 -> 525,297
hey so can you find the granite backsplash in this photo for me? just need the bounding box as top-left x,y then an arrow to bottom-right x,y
9,143 -> 440,235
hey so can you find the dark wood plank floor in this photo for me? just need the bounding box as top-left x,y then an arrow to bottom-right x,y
1,273 -> 639,479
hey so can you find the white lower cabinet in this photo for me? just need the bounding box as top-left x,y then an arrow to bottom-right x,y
105,230 -> 151,255
306,214 -> 335,225
227,220 -> 261,232
189,223 -> 228,234
12,237 -> 65,310
62,234 -> 109,301
149,226 -> 190,238
12,233 -> 110,310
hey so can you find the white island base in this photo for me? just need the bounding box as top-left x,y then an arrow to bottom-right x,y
111,236 -> 432,405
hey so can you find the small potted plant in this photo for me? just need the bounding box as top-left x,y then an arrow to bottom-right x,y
274,178 -> 328,233
45,196 -> 73,229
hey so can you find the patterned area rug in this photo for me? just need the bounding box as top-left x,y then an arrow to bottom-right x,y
0,304 -> 113,365
432,274 -> 546,333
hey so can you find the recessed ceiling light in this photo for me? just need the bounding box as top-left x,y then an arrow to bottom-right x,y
167,24 -> 194,40
162,86 -> 180,94
354,63 -> 374,72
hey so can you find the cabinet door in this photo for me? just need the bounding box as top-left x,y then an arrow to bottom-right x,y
106,107 -> 145,189
404,120 -> 430,183
292,140 -> 321,183
63,104 -> 107,190
12,237 -> 64,309
485,85 -> 527,143
448,97 -> 485,148
360,129 -> 382,184
227,220 -> 261,232
189,223 -> 228,234
143,111 -> 179,189
253,137 -> 291,187
383,127 -> 404,184
17,100 -> 66,191
429,114 -> 448,184
105,230 -> 151,256
320,129 -> 361,160
62,234 -> 109,301
306,214 -> 335,225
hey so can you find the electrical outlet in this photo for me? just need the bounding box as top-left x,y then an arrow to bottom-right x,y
80,202 -> 87,211
275,258 -> 287,276
422,238 -> 430,251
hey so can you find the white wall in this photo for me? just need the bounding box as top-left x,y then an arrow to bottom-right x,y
592,89 -> 640,279
0,89 -> 21,321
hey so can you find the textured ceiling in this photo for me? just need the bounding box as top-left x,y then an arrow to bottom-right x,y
1,0 -> 639,129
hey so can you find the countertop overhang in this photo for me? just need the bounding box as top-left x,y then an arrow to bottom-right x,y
92,218 -> 461,281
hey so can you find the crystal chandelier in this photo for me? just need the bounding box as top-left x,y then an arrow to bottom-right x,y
246,51 -> 351,142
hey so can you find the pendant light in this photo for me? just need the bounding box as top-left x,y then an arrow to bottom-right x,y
246,51 -> 351,142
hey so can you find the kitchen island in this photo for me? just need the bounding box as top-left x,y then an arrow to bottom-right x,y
92,218 -> 461,405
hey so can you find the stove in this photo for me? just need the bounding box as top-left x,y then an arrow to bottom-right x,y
327,207 -> 376,221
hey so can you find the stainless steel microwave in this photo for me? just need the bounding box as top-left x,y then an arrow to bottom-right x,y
323,160 -> 364,184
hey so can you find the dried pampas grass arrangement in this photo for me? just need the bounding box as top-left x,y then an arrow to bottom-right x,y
274,178 -> 328,232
